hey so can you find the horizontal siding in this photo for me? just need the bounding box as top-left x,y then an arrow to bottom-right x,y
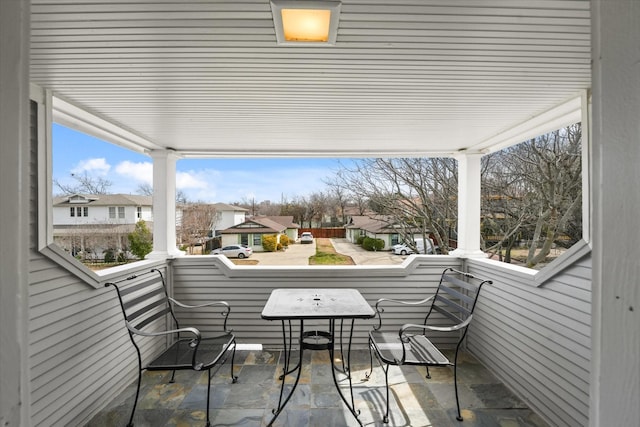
466,257 -> 591,427
28,260 -> 169,427
170,256 -> 462,349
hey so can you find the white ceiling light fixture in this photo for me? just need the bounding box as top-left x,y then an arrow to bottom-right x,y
271,0 -> 341,45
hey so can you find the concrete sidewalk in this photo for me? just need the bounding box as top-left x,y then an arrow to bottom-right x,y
329,238 -> 406,265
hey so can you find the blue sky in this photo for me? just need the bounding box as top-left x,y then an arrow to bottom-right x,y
52,124 -> 348,203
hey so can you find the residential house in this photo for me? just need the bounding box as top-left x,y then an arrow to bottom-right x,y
212,202 -> 249,234
346,214 -> 428,250
219,216 -> 300,251
2,2 -> 637,427
52,193 -> 152,258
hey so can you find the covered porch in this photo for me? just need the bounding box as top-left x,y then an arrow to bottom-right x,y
1,1 -> 639,427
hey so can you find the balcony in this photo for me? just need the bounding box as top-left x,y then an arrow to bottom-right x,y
86,348 -> 548,426
9,1 -> 640,427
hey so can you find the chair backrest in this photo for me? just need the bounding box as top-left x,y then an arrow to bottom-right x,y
425,268 -> 492,327
106,269 -> 179,339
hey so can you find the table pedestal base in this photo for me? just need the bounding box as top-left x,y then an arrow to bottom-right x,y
267,319 -> 362,427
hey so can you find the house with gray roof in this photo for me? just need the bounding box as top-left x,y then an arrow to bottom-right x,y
219,215 -> 300,251
345,214 -> 429,250
52,193 -> 153,259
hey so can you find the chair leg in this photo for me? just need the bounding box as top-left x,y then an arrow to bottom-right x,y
127,368 -> 142,427
453,362 -> 463,421
425,366 -> 431,379
205,369 -> 213,427
230,340 -> 238,383
382,363 -> 390,424
365,338 -> 374,380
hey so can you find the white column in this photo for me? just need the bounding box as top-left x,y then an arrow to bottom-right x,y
591,1 -> 640,425
450,152 -> 486,258
0,0 -> 30,424
148,149 -> 183,258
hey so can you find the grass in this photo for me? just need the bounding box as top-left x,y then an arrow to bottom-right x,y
309,238 -> 355,265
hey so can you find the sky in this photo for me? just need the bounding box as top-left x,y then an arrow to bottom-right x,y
52,124 -> 350,203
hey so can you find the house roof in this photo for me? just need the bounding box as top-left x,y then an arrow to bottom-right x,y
347,214 -> 423,235
261,216 -> 300,229
30,1 -> 591,158
213,203 -> 248,212
219,217 -> 287,234
53,194 -> 152,207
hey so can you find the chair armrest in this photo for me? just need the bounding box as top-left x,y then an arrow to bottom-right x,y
373,296 -> 435,331
126,321 -> 202,342
168,298 -> 233,333
168,298 -> 230,310
399,315 -> 473,336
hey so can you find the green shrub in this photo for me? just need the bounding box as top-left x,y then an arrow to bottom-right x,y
103,248 -> 116,263
128,220 -> 153,259
356,236 -> 365,245
262,234 -> 278,252
362,236 -> 385,251
280,235 -> 290,247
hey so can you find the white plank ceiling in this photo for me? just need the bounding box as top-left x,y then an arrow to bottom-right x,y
30,0 -> 591,157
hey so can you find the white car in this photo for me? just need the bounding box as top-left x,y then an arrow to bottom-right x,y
392,244 -> 415,255
392,238 -> 435,255
300,232 -> 314,244
213,244 -> 253,258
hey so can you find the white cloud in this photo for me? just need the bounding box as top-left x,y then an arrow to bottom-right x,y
71,158 -> 111,175
115,161 -> 153,184
176,170 -> 210,190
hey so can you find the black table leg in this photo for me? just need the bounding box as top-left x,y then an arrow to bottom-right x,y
267,320 -> 304,427
329,319 -> 363,426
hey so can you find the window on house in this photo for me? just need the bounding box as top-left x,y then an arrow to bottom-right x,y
118,206 -> 125,219
70,207 -> 75,217
253,235 -> 262,245
83,206 -> 88,217
137,206 -> 142,219
391,234 -> 399,245
240,234 -> 249,245
108,207 -> 116,219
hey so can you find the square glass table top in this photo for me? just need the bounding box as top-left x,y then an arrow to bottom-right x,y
261,288 -> 375,320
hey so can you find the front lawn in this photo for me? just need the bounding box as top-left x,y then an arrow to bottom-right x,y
309,238 -> 355,265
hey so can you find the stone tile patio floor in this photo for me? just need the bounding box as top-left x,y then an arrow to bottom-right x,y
86,348 -> 549,427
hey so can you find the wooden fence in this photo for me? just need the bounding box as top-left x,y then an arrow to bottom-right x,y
299,228 -> 346,238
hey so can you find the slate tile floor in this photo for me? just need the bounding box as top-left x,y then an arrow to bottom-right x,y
86,348 -> 549,427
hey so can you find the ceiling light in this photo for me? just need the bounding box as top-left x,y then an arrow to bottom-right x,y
271,1 -> 341,45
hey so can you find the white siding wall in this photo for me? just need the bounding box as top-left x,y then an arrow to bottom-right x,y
27,100 -> 169,426
466,257 -> 591,427
52,204 -> 150,225
216,210 -> 246,231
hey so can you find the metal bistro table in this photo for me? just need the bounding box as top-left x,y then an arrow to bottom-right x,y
261,288 -> 375,426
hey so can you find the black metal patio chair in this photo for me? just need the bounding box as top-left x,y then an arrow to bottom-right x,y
106,268 -> 237,427
367,267 -> 492,423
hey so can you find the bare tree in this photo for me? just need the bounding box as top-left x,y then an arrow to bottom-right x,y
482,123 -> 582,267
178,203 -> 218,254
54,171 -> 112,195
136,182 -> 153,196
329,158 -> 457,253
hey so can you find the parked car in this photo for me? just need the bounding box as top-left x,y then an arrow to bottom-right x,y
392,238 -> 435,255
300,232 -> 314,244
213,244 -> 253,258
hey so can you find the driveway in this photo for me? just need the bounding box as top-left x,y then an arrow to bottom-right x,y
249,238 -> 406,266
249,241 -> 316,265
